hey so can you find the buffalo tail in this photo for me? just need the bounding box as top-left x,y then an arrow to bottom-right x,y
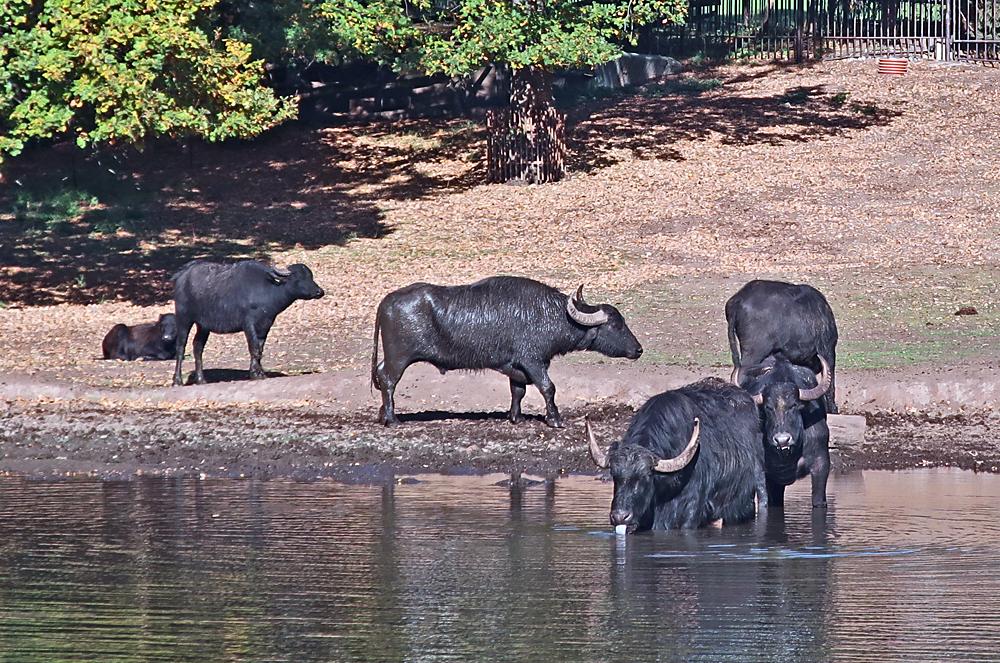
370,314 -> 382,392
727,318 -> 741,368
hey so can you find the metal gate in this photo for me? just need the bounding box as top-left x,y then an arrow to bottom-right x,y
648,0 -> 1000,62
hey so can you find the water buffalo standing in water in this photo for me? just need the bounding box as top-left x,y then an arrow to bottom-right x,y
101,313 -> 178,361
733,355 -> 832,509
725,279 -> 839,414
586,378 -> 767,532
171,260 -> 325,386
371,276 -> 643,427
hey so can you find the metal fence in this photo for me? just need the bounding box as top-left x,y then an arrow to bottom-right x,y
647,0 -> 999,62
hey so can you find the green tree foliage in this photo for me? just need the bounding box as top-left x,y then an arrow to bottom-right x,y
0,0 -> 297,167
311,0 -> 686,182
317,0 -> 687,76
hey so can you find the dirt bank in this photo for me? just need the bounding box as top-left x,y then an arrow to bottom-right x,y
1,362 -> 997,414
1,364 -> 996,481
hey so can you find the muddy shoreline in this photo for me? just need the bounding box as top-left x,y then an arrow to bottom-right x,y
2,365 -> 998,482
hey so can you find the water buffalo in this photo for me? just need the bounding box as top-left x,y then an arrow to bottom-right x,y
733,355 -> 832,509
101,313 -> 178,361
586,378 -> 767,532
171,260 -> 325,386
371,276 -> 643,427
725,279 -> 839,414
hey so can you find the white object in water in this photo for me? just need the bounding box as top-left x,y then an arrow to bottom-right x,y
615,524 -> 628,536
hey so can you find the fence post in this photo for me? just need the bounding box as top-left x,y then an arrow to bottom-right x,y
943,0 -> 954,59
795,0 -> 806,61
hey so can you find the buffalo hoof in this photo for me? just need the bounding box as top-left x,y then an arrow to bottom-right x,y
193,374 -> 207,385
544,415 -> 564,429
508,412 -> 524,424
378,407 -> 399,427
249,371 -> 266,380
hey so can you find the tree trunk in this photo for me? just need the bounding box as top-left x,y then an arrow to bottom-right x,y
486,66 -> 566,184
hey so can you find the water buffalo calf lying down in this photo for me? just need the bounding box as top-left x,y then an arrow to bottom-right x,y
725,279 -> 839,414
734,355 -> 832,509
101,313 -> 177,361
371,276 -> 643,427
171,260 -> 325,386
587,378 -> 767,532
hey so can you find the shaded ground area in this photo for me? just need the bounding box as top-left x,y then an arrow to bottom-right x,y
848,412 -> 1000,473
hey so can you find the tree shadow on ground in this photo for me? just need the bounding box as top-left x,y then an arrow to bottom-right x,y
180,369 -> 295,385
0,119 -> 484,307
320,119 -> 485,200
395,410 -> 546,424
565,64 -> 902,172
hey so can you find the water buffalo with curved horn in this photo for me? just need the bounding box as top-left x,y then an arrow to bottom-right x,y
725,279 -> 839,414
171,260 -> 325,386
371,276 -> 643,427
587,378 -> 767,532
733,355 -> 832,509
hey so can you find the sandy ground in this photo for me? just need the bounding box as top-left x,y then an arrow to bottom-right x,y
1,59 -> 998,480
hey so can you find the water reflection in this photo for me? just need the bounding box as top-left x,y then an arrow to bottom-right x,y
0,470 -> 998,661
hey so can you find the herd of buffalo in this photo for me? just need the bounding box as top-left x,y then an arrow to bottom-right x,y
102,259 -> 841,534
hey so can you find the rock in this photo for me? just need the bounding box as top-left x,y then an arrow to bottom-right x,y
591,53 -> 683,90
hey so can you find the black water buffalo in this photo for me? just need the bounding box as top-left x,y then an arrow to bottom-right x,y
371,276 -> 643,427
101,313 -> 178,361
171,260 -> 325,386
733,355 -> 832,509
586,378 -> 767,532
725,279 -> 839,414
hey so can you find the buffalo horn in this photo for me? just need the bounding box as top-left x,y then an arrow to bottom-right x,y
585,418 -> 609,469
266,265 -> 292,284
798,355 -> 832,402
566,285 -> 609,326
653,417 -> 701,473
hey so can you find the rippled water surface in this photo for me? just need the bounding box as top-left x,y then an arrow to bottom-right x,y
1,469 -> 999,661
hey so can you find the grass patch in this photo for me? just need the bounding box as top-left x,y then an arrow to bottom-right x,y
8,188 -> 95,234
830,91 -> 850,107
779,87 -> 814,105
850,102 -> 883,117
642,76 -> 725,98
5,185 -> 154,237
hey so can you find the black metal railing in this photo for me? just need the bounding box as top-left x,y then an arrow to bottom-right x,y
647,0 -> 999,62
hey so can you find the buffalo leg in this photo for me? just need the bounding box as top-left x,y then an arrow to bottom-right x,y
522,363 -> 561,428
172,321 -> 193,386
244,324 -> 267,379
809,453 -> 830,509
754,468 -> 769,511
375,357 -> 409,426
766,481 -> 786,510
508,379 -> 527,424
192,325 -> 210,385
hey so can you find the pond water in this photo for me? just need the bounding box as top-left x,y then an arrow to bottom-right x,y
0,469 -> 998,662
